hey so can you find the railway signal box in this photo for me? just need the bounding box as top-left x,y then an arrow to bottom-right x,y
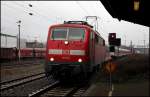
109,45 -> 115,52
108,33 -> 116,45
108,33 -> 121,46
108,33 -> 116,41
115,38 -> 121,46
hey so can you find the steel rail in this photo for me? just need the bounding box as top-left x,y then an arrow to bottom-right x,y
0,72 -> 45,85
28,81 -> 60,97
1,73 -> 45,91
29,83 -> 89,97
1,61 -> 44,69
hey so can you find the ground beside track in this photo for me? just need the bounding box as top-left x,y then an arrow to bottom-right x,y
1,76 -> 51,96
0,59 -> 45,82
84,75 -> 149,96
113,79 -> 149,96
0,59 -> 50,96
0,54 -> 149,96
84,54 -> 149,96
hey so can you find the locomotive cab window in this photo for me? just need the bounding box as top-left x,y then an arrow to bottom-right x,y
68,28 -> 85,40
51,28 -> 85,41
51,28 -> 67,40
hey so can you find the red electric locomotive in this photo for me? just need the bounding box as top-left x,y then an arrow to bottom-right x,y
45,21 -> 106,81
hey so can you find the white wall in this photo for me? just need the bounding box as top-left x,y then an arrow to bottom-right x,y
1,36 -> 17,48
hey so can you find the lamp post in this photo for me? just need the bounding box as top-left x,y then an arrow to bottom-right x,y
17,20 -> 21,62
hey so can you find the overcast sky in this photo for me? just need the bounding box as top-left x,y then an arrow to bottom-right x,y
1,1 -> 149,47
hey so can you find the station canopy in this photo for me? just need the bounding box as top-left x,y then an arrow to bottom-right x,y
100,0 -> 149,27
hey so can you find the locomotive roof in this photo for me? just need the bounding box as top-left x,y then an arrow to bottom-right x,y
50,23 -> 93,29
49,22 -> 104,39
50,21 -> 94,29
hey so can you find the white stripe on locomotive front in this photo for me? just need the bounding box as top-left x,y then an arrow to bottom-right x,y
70,50 -> 85,55
49,49 -> 85,55
49,49 -> 62,54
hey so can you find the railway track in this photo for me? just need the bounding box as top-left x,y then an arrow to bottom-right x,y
0,72 -> 45,91
28,81 -> 89,97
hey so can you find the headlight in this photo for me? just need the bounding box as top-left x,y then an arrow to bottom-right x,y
78,58 -> 82,62
50,57 -> 54,61
64,41 -> 68,45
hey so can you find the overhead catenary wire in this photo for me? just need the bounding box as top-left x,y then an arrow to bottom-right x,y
76,1 -> 110,39
77,1 -> 110,43
1,2 -> 124,42
11,1 -> 64,24
96,17 -> 109,36
20,1 -> 65,23
2,2 -> 50,28
2,2 -> 47,42
12,1 -> 52,22
1,17 -> 17,25
1,4 -> 28,19
75,1 -> 92,16
2,3 -> 38,26
2,1 -> 67,44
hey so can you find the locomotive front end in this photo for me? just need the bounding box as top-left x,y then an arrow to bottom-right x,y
45,25 -> 89,80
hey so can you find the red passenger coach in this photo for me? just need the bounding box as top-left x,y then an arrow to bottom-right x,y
20,48 -> 46,58
0,47 -> 17,61
20,48 -> 33,58
45,21 -> 106,81
0,47 -> 46,62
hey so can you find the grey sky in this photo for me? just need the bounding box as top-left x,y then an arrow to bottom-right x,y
1,1 -> 149,47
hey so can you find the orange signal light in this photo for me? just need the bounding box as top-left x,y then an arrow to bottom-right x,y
105,62 -> 117,73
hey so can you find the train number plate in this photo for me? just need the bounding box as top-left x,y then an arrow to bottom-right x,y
62,50 -> 70,55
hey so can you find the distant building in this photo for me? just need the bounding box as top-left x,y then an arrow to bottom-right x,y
26,40 -> 45,48
1,33 -> 46,48
1,33 -> 17,48
1,36 -> 17,48
17,38 -> 27,48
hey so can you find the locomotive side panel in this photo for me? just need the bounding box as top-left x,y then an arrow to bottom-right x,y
89,30 -> 106,71
94,35 -> 106,65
